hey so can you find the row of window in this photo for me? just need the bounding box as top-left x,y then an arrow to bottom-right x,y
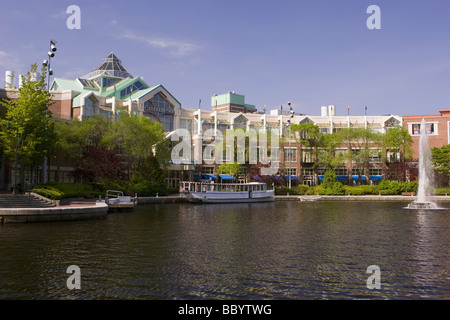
200,166 -> 383,178
410,122 -> 437,135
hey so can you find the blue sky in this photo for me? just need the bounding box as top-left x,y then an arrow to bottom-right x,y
1,0 -> 449,117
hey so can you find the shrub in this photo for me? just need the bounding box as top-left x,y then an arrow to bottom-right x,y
329,182 -> 345,195
32,187 -> 64,200
295,184 -> 310,195
435,187 -> 450,195
344,186 -> 362,195
322,169 -> 337,189
306,185 -> 326,195
400,181 -> 418,193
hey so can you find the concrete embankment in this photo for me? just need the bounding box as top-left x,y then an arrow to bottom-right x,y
0,199 -> 108,223
137,195 -> 188,204
137,194 -> 450,203
276,195 -> 450,202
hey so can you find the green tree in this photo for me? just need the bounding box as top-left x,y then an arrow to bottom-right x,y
291,123 -> 323,185
318,132 -> 345,171
53,115 -> 112,170
383,126 -> 413,161
432,144 -> 450,181
105,113 -> 169,183
338,128 -> 382,184
0,64 -> 56,192
217,162 -> 242,178
382,126 -> 413,182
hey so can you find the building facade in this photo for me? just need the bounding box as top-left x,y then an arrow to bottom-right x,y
1,53 -> 449,190
403,109 -> 450,158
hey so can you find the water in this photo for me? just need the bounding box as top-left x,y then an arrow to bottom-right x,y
0,201 -> 449,300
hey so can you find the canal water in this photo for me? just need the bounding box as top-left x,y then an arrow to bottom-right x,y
0,201 -> 449,300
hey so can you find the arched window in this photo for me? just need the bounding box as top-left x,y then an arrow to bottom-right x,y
143,93 -> 174,132
84,95 -> 97,119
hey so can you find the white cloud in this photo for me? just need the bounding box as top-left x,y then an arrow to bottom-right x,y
0,50 -> 24,71
118,30 -> 202,57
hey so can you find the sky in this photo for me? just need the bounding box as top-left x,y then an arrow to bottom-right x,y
0,0 -> 449,117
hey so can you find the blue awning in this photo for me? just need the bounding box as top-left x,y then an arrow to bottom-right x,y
286,175 -> 298,180
193,174 -> 201,180
336,176 -> 348,181
219,174 -> 234,180
202,174 -> 217,180
369,176 -> 382,181
318,175 -> 324,181
352,175 -> 366,181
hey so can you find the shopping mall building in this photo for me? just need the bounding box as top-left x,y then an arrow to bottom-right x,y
1,53 -> 449,190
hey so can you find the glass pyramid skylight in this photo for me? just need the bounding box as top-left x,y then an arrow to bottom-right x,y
82,52 -> 133,80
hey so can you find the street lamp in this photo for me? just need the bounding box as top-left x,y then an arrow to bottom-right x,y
42,39 -> 57,184
288,102 -> 294,191
42,39 -> 57,94
7,118 -> 19,195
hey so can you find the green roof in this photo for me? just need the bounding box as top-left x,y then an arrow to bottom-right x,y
129,84 -> 181,107
51,78 -> 83,92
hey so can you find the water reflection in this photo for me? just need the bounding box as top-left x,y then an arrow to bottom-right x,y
0,201 -> 449,299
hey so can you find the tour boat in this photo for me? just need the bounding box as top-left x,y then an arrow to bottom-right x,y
179,181 -> 275,203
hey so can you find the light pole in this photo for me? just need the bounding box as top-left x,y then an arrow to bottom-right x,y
42,40 -> 57,94
288,102 -> 294,191
7,118 -> 19,195
42,39 -> 57,185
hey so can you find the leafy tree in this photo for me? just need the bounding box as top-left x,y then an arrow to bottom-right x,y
72,145 -> 127,183
432,144 -> 450,183
54,115 -> 112,159
322,169 -> 337,189
382,126 -> 413,181
0,64 -> 56,191
338,128 -> 382,184
217,162 -> 242,177
291,123 -> 323,185
318,132 -> 346,171
105,113 -> 169,183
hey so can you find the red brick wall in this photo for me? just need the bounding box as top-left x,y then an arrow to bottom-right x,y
403,110 -> 450,160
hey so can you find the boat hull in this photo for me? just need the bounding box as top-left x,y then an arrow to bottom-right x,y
186,190 -> 275,204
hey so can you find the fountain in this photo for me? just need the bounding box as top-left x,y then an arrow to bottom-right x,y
406,119 -> 439,209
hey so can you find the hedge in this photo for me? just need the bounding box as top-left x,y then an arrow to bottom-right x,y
274,180 -> 426,196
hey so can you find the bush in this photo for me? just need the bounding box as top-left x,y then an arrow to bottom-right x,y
44,182 -> 103,198
322,170 -> 337,189
275,186 -> 292,195
376,180 -> 418,195
294,184 -> 310,195
32,187 -> 64,200
344,186 -> 364,195
328,182 -> 345,195
435,187 -> 450,195
306,185 -> 326,195
400,181 -> 418,193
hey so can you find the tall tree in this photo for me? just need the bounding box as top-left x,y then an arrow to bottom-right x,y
382,126 -> 413,182
0,64 -> 56,191
431,144 -> 450,184
338,128 -> 382,184
105,113 -> 169,183
291,123 -> 323,185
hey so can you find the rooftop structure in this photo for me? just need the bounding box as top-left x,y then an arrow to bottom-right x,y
211,92 -> 257,113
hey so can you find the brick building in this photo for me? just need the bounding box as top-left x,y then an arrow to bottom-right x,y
403,109 -> 450,159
